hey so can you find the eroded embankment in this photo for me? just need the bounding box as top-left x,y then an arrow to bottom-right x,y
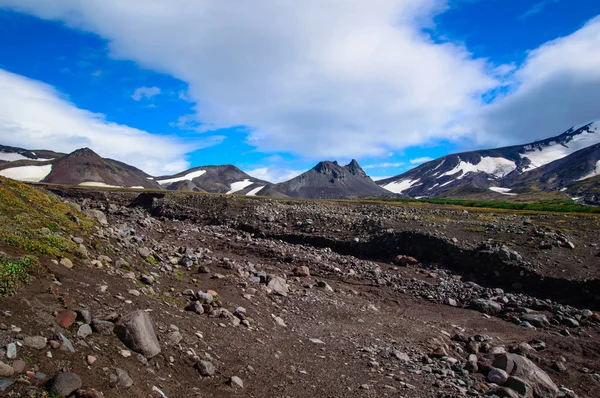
256,231 -> 600,310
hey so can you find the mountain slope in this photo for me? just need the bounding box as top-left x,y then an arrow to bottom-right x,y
154,165 -> 270,195
378,122 -> 600,197
265,159 -> 392,199
42,148 -> 161,189
0,144 -> 64,163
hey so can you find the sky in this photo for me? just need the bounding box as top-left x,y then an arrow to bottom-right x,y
0,0 -> 599,181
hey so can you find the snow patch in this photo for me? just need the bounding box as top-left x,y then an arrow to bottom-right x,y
227,179 -> 254,194
438,156 -> 516,180
157,169 -> 206,185
382,178 -> 420,194
246,186 -> 265,196
79,181 -> 121,188
0,164 -> 52,182
577,160 -> 600,181
521,123 -> 600,171
489,187 -> 517,196
0,152 -> 53,162
130,186 -> 145,189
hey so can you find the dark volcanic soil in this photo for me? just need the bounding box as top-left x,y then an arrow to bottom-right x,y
1,187 -> 599,398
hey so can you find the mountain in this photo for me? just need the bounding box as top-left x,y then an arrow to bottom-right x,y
0,147 -> 160,189
378,122 -> 600,198
0,144 -> 64,164
264,159 -> 392,199
154,165 -> 270,195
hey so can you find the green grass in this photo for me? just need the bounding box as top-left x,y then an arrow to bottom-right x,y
0,255 -> 38,296
374,197 -> 600,214
0,176 -> 96,258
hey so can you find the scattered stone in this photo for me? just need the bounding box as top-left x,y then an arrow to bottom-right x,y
76,389 -> 104,398
46,372 -> 82,397
58,333 -> 75,353
0,361 -> 14,377
267,276 -> 289,296
316,280 -> 334,292
309,338 -> 325,344
11,360 -> 25,374
86,209 -> 108,225
114,310 -> 161,358
293,266 -> 310,277
487,368 -> 509,385
520,313 -> 550,328
87,355 -> 97,365
6,343 -> 16,359
77,324 -> 93,338
138,247 -> 152,258
186,301 -> 205,315
395,255 -> 419,266
110,368 -> 133,389
23,336 -> 47,350
0,379 -> 14,392
91,319 -> 114,335
140,275 -> 155,285
469,299 -> 502,315
196,360 -> 216,377
56,310 -> 78,328
228,376 -> 244,388
60,257 -> 74,269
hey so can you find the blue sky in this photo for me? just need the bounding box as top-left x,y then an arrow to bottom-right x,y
0,0 -> 599,181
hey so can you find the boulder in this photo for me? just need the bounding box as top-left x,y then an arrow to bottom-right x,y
114,311 -> 161,358
492,353 -> 559,397
46,372 -> 82,397
469,299 -> 502,315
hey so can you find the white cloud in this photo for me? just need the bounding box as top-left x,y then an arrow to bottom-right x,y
132,86 -> 161,101
245,166 -> 302,183
364,162 -> 405,169
0,68 -> 218,175
409,156 -> 434,164
0,0 -> 497,160
479,16 -> 600,145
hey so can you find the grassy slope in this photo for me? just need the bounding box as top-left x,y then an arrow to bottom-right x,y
0,176 -> 96,295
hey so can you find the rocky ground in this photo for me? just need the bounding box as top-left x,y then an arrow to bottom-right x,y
1,186 -> 599,397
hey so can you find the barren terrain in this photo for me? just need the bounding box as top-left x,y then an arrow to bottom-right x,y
1,183 -> 599,397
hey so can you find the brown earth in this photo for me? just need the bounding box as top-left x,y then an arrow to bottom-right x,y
1,186 -> 599,397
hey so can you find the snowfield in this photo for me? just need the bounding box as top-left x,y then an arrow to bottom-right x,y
246,186 -> 265,196
227,179 -> 254,194
489,187 -> 517,196
156,170 -> 206,185
0,164 -> 52,182
0,152 -> 53,162
521,122 -> 600,171
79,182 -> 121,188
382,178 -> 421,194
438,156 -> 517,180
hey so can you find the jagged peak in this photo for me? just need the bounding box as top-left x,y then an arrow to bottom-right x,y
68,147 -> 101,157
344,159 -> 367,177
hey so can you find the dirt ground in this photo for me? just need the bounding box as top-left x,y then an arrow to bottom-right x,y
1,187 -> 599,397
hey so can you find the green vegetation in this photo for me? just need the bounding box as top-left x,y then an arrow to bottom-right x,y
0,255 -> 38,296
375,197 -> 600,214
0,176 -> 96,258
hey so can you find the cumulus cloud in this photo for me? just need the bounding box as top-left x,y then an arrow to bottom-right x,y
132,86 -> 161,101
480,16 -> 600,145
0,0 -> 497,160
245,166 -> 303,183
0,68 -> 217,175
409,157 -> 434,164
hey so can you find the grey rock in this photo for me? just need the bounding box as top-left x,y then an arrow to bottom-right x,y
520,313 -> 550,328
0,361 -> 14,377
6,343 -> 16,359
77,324 -> 93,338
140,275 -> 155,285
392,351 -> 410,361
267,276 -> 289,296
469,299 -> 502,315
23,336 -> 47,350
228,376 -> 244,388
110,368 -> 133,389
138,247 -> 152,258
85,209 -> 108,225
493,353 -> 559,397
186,301 -> 205,315
91,319 -> 114,335
488,368 -> 509,385
76,309 -> 92,324
196,360 -> 216,377
0,379 -> 14,392
59,333 -> 75,353
114,310 -> 161,358
46,372 -> 82,396
11,360 -> 25,374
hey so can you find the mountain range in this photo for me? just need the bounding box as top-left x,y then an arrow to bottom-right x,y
0,121 -> 599,202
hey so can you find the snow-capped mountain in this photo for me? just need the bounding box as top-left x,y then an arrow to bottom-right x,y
378,122 -> 600,197
263,159 -> 392,199
0,147 -> 160,189
154,165 -> 270,195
